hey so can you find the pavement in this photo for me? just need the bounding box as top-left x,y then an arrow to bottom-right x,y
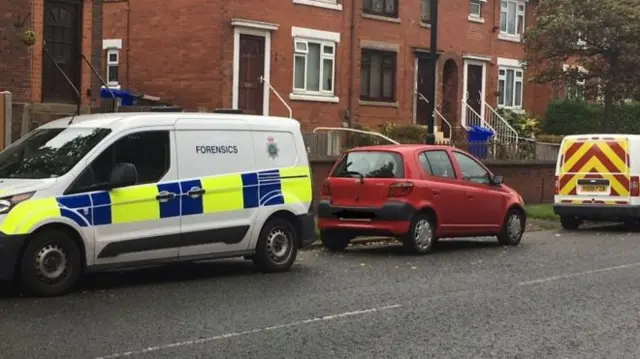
2,224 -> 640,358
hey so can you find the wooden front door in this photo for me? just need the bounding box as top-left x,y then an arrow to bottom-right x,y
238,35 -> 265,115
465,63 -> 483,115
416,58 -> 435,126
42,0 -> 82,103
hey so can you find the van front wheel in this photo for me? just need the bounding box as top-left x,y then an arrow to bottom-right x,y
19,230 -> 82,297
253,218 -> 299,273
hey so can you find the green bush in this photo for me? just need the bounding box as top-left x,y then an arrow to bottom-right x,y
542,100 -> 640,135
344,122 -> 429,148
496,108 -> 541,138
535,134 -> 565,143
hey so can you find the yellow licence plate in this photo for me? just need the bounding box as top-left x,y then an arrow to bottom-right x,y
580,185 -> 607,192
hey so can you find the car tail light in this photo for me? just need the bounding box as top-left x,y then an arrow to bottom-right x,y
631,176 -> 640,196
554,175 -> 559,195
321,181 -> 331,196
388,182 -> 414,197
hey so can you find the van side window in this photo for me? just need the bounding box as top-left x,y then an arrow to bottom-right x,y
420,150 -> 455,178
453,151 -> 490,184
70,131 -> 171,192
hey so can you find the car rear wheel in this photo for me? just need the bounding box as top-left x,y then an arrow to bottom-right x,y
402,213 -> 436,255
320,230 -> 351,252
19,230 -> 83,297
497,209 -> 525,246
560,215 -> 582,230
253,218 -> 298,273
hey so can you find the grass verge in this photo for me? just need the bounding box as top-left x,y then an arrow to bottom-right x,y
525,204 -> 557,221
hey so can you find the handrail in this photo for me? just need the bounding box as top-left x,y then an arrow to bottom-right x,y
463,101 -> 494,132
80,53 -> 117,112
43,48 -> 81,115
259,76 -> 292,118
312,127 -> 400,144
485,102 -> 519,143
433,108 -> 452,140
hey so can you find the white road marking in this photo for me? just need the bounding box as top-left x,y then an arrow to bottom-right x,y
95,304 -> 402,359
519,262 -> 640,286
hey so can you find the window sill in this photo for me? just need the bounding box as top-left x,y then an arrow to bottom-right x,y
468,15 -> 484,23
359,100 -> 399,108
361,13 -> 401,23
292,0 -> 342,11
290,93 -> 339,103
419,22 -> 431,28
498,33 -> 521,43
101,85 -> 121,90
498,106 -> 524,113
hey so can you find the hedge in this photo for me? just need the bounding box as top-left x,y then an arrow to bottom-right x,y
543,100 -> 640,135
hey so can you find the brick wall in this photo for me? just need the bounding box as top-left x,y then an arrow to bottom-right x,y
103,0 -> 554,130
0,0 -> 33,102
310,158 -> 556,206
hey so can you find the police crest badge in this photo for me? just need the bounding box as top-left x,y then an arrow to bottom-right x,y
267,136 -> 279,159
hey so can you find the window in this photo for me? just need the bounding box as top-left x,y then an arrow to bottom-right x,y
469,0 -> 483,19
499,0 -> 525,38
0,128 -> 111,179
420,0 -> 431,23
498,67 -> 523,109
363,0 -> 398,18
70,131 -> 171,192
106,49 -> 119,87
420,151 -> 455,178
453,151 -> 490,184
360,50 -> 396,102
293,39 -> 336,96
332,151 -> 404,178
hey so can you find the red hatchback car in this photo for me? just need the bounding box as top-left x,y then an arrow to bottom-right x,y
317,144 -> 526,254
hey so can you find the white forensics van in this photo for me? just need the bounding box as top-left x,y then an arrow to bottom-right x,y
0,112 -> 314,296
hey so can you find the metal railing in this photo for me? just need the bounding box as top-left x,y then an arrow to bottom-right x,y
259,76 -> 292,118
484,101 -> 519,144
433,108 -> 452,140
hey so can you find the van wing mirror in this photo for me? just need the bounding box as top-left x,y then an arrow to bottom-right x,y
491,174 -> 504,185
108,162 -> 138,189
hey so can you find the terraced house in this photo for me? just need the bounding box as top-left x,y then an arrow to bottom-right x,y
103,0 -> 550,144
0,0 -> 103,143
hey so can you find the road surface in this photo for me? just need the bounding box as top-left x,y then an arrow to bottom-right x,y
1,226 -> 639,358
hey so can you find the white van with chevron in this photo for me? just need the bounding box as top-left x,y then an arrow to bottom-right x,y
0,112 -> 314,296
553,134 -> 638,229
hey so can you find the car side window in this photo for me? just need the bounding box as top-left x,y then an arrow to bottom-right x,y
420,150 -> 455,178
453,151 -> 490,184
69,131 -> 171,192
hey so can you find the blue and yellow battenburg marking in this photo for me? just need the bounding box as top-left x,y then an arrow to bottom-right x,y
0,167 -> 311,235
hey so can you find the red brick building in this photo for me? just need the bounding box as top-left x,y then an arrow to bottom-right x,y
103,0 -> 554,139
0,0 -> 103,141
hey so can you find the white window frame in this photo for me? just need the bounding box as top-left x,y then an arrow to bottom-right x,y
468,0 -> 486,23
499,0 -> 526,42
497,58 -> 524,110
292,0 -> 342,11
290,26 -> 340,103
106,49 -> 120,88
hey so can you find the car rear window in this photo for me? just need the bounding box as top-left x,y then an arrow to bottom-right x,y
332,151 -> 404,178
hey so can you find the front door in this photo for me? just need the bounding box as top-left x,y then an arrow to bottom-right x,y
416,58 -> 435,126
42,0 -> 82,103
465,63 -> 484,115
237,35 -> 265,115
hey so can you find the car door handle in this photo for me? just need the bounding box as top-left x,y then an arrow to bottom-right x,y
187,187 -> 206,197
431,189 -> 441,195
156,191 -> 176,202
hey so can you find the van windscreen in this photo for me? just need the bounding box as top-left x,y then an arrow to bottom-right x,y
331,151 -> 404,178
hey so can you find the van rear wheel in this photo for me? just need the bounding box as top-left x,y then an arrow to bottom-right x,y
560,215 -> 582,230
19,230 -> 82,297
253,218 -> 298,273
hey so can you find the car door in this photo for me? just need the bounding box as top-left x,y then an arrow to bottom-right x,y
65,128 -> 180,265
418,150 -> 472,231
451,150 -> 505,230
173,119 -> 257,257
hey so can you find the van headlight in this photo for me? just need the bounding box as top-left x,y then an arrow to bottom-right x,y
0,192 -> 35,214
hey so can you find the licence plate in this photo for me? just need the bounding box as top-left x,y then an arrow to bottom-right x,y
579,185 -> 607,192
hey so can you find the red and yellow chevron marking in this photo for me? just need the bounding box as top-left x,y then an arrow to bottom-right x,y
561,200 -> 628,205
559,139 -> 629,196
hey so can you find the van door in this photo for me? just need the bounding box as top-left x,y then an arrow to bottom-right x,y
173,118 -> 257,257
558,136 -> 631,205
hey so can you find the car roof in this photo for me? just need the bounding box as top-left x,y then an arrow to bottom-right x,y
38,112 -> 301,132
347,144 -> 454,154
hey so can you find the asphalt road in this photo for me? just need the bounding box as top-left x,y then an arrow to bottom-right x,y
2,226 -> 640,359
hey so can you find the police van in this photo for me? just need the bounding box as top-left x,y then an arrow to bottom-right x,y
0,112 -> 314,296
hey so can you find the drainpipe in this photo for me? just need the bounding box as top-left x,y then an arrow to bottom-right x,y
126,0 -> 131,88
425,0 -> 438,144
345,0 -> 356,127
